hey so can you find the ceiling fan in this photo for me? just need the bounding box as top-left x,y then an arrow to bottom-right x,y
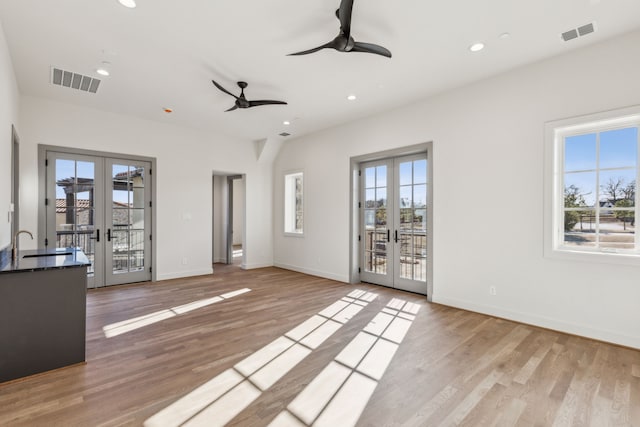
211,80 -> 287,112
289,0 -> 391,58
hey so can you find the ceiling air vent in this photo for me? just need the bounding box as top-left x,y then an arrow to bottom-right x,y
561,22 -> 596,42
51,67 -> 101,93
279,132 -> 291,137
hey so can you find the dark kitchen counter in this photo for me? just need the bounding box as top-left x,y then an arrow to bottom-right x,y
0,247 -> 89,383
0,247 -> 90,274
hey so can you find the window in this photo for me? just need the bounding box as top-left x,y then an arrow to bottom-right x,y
284,172 -> 303,235
545,106 -> 640,263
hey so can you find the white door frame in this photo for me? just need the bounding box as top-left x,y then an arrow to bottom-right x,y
226,175 -> 243,264
38,145 -> 157,286
349,142 -> 433,300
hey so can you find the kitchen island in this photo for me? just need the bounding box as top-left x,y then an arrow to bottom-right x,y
0,247 -> 90,383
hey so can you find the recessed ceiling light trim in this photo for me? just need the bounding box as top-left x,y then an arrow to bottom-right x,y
283,120 -> 290,126
469,42 -> 485,52
118,0 -> 137,8
347,94 -> 357,101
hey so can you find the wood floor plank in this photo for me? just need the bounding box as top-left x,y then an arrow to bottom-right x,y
0,264 -> 638,426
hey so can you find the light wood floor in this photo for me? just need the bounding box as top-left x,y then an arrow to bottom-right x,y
1,265 -> 639,426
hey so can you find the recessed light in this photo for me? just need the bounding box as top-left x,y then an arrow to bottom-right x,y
118,0 -> 137,8
96,61 -> 111,76
283,120 -> 290,126
469,43 -> 485,52
499,32 -> 511,39
347,94 -> 357,101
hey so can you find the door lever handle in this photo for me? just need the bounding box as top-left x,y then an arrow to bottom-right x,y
394,230 -> 398,243
387,229 -> 390,242
107,228 -> 112,242
90,229 -> 100,242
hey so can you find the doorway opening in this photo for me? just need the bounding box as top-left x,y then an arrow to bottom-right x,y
212,173 -> 245,269
350,143 -> 433,298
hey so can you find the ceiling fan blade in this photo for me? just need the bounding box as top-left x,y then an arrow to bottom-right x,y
225,105 -> 238,112
288,41 -> 335,56
248,100 -> 288,107
338,0 -> 354,37
351,41 -> 392,58
212,79 -> 239,99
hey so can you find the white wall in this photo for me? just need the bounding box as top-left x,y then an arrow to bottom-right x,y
0,21 -> 19,249
274,30 -> 640,348
18,96 -> 274,279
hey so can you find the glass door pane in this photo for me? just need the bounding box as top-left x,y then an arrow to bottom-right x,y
361,161 -> 394,287
47,153 -> 103,288
393,156 -> 428,294
106,160 -> 151,285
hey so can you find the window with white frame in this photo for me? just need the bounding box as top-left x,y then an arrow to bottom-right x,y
284,172 -> 303,235
546,107 -> 639,260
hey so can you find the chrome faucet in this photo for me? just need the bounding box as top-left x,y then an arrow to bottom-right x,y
12,230 -> 34,263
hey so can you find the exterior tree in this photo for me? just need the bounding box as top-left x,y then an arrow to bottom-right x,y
623,180 -> 636,202
601,177 -> 625,204
615,199 -> 635,229
564,185 -> 586,231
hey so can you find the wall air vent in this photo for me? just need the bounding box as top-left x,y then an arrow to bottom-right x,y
51,67 -> 101,93
279,132 -> 291,137
561,22 -> 596,42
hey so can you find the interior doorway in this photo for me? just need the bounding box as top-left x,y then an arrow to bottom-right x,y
212,173 -> 245,268
227,175 -> 244,265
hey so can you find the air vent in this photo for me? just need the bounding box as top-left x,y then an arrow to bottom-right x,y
279,132 -> 291,137
578,23 -> 595,36
561,22 -> 596,42
51,68 -> 101,93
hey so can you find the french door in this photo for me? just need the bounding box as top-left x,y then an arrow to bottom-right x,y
360,154 -> 429,294
45,152 -> 152,288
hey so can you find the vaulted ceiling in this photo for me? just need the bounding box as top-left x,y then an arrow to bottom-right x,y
1,0 -> 640,142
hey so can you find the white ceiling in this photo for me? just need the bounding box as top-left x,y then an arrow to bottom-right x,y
1,0 -> 640,142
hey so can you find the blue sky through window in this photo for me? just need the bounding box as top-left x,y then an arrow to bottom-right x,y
564,127 -> 637,206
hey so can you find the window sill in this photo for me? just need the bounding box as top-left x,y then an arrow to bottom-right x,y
545,247 -> 640,267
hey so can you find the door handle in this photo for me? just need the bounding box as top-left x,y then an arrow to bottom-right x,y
387,229 -> 390,242
394,230 -> 398,243
107,228 -> 112,242
90,229 -> 100,242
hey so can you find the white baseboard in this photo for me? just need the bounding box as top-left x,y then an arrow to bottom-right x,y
273,262 -> 349,283
156,267 -> 214,281
241,262 -> 273,270
434,295 -> 640,350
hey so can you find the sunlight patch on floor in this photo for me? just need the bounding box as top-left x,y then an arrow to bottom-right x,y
102,288 -> 251,338
143,289 -> 378,427
270,298 -> 420,427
